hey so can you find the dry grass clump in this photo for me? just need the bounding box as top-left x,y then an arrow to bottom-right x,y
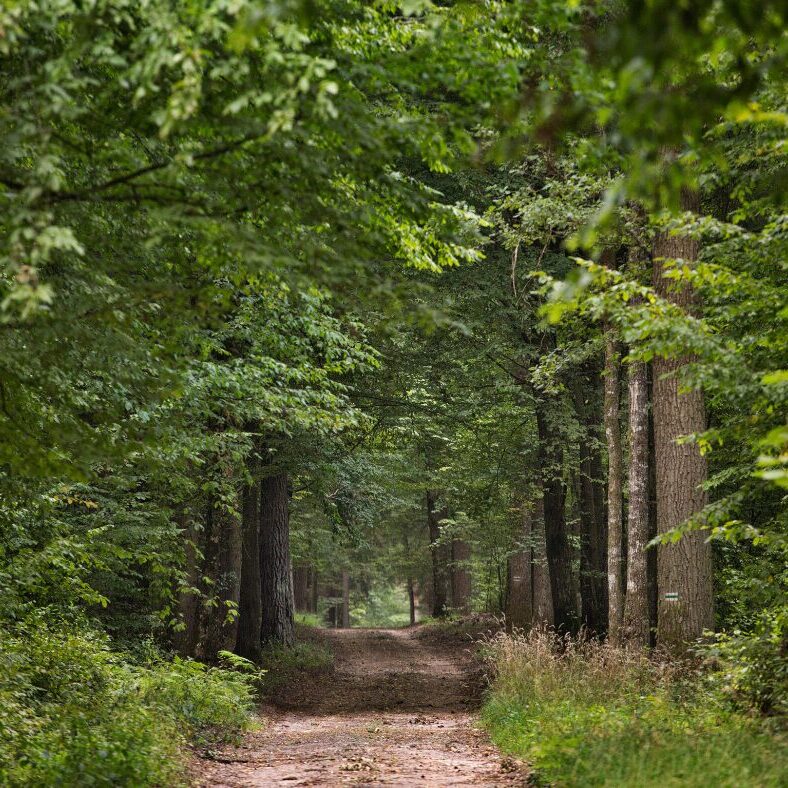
479,626 -> 680,701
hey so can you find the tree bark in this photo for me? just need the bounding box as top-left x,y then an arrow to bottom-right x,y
573,372 -> 608,636
293,565 -> 309,612
450,539 -> 472,612
536,401 -> 576,632
309,567 -> 319,613
604,330 -> 625,643
341,570 -> 351,628
653,187 -> 714,648
426,490 -> 449,617
260,471 -> 295,647
236,477 -> 262,661
531,497 -> 554,626
201,475 -> 242,661
621,358 -> 651,646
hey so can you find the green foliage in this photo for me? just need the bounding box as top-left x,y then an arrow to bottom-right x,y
350,583 -> 412,627
482,629 -> 787,787
702,609 -> 788,717
0,617 -> 254,787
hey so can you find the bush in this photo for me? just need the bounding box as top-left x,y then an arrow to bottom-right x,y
702,609 -> 788,717
0,615 -> 255,786
259,640 -> 334,693
481,628 -> 787,787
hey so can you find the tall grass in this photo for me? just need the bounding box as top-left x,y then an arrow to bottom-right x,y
481,628 -> 786,787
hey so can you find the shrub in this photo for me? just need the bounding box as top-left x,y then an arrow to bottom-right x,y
0,615 -> 255,786
259,640 -> 334,693
702,609 -> 788,717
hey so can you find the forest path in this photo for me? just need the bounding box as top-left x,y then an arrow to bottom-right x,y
193,624 -> 529,786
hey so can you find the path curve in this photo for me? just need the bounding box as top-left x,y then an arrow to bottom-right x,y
193,625 -> 528,786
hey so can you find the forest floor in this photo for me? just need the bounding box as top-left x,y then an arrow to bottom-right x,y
192,622 -> 530,786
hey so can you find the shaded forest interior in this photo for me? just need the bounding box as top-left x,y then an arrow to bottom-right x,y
0,1 -> 786,786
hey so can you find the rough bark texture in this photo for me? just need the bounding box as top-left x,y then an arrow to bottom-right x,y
173,509 -> 201,658
604,330 -> 625,643
653,188 -> 714,648
450,539 -> 472,612
536,402 -> 576,632
408,577 -> 416,625
531,498 -> 554,626
573,373 -> 608,636
236,478 -> 262,661
622,360 -> 651,646
293,565 -> 310,612
201,481 -> 243,661
506,502 -> 534,629
426,491 -> 449,617
260,472 -> 295,647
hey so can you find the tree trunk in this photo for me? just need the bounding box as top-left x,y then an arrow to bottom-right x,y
450,539 -> 472,613
293,565 -> 309,612
653,187 -> 714,648
506,501 -> 534,629
604,330 -> 625,643
573,372 -> 608,636
201,479 -> 242,661
260,471 -> 295,647
341,570 -> 351,628
173,508 -> 201,658
426,490 -> 449,617
236,478 -> 262,661
531,497 -> 554,626
536,401 -> 576,632
407,577 -> 416,625
622,360 -> 651,646
310,567 -> 319,613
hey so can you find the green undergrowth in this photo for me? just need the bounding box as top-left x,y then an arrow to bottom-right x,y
0,614 -> 256,787
481,629 -> 787,787
294,611 -> 323,627
259,639 -> 334,693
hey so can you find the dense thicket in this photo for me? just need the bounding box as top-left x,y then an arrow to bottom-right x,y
0,0 -> 785,783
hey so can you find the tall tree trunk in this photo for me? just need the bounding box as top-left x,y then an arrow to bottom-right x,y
622,360 -> 651,646
604,330 -> 625,643
236,477 -> 262,661
173,508 -> 201,657
532,497 -> 554,626
573,372 -> 608,636
407,577 -> 416,625
450,539 -> 472,612
293,565 -> 309,612
310,567 -> 319,613
341,570 -> 351,628
426,490 -> 449,617
507,501 -> 534,629
201,477 -> 242,661
653,187 -> 714,648
260,471 -> 295,647
536,401 -> 575,632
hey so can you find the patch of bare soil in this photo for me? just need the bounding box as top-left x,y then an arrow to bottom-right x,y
192,623 -> 529,786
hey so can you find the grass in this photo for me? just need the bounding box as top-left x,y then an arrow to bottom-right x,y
294,611 -> 323,627
480,628 -> 787,787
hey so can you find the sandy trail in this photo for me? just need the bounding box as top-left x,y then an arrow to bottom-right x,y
193,625 -> 528,786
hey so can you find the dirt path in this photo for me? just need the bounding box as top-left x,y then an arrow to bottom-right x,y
193,624 -> 528,786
